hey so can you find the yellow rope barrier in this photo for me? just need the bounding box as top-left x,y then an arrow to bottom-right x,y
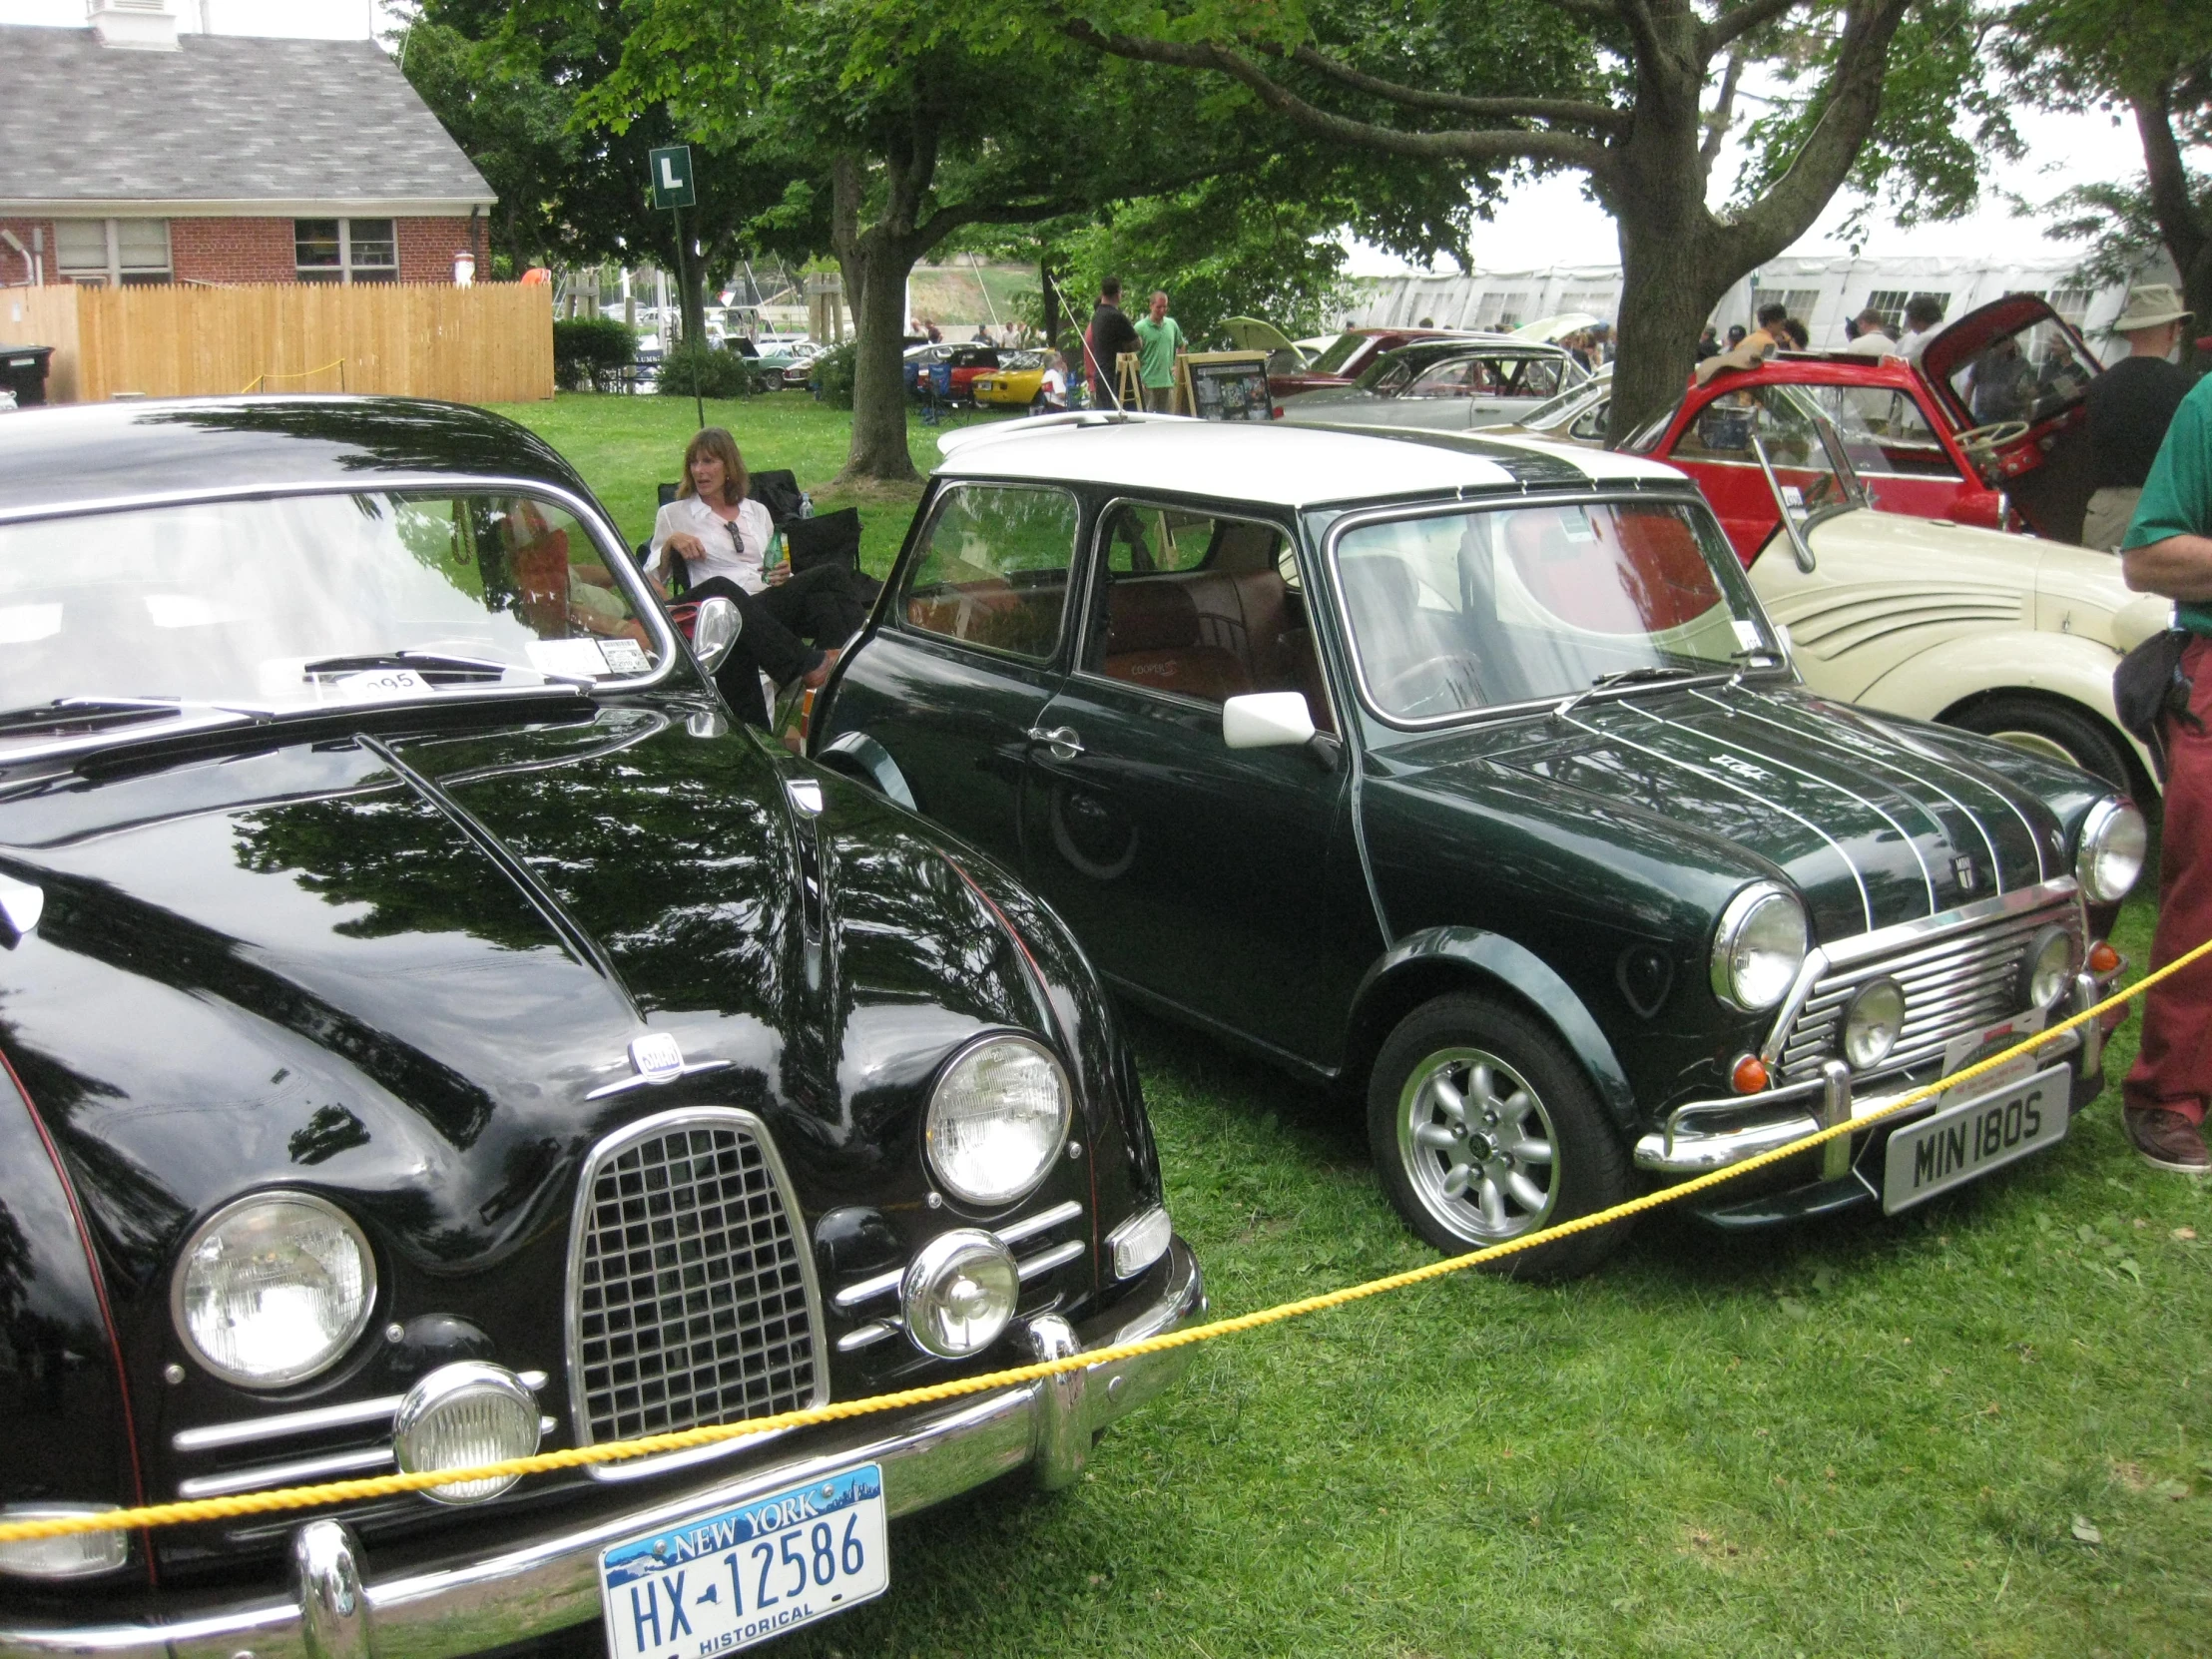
3,930 -> 2205,1546
241,359 -> 346,394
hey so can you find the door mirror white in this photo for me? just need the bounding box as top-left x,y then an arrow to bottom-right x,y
1223,691 -> 1317,750
690,594 -> 743,672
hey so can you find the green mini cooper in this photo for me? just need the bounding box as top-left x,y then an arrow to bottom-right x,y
810,416 -> 2146,1278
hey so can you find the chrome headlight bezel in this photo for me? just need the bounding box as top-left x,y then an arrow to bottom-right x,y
1841,977 -> 1907,1071
901,1229 -> 1019,1359
170,1191 -> 376,1388
2075,797 -> 2147,904
923,1033 -> 1073,1209
2022,924 -> 2078,1011
392,1362 -> 542,1505
1709,882 -> 1810,1013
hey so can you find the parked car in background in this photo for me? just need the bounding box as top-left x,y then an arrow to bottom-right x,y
810,415 -> 2142,1279
1269,326 -> 1473,400
972,350 -> 1051,409
1280,339 -> 1590,432
0,397 -> 1202,1658
908,343 -> 1002,402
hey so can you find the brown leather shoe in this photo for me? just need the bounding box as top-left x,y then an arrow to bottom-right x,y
801,647 -> 839,691
2124,1108 -> 2211,1175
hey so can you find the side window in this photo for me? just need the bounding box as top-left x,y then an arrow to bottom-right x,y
1519,358 -> 1563,397
1673,385 -> 1817,466
1084,503 -> 1332,729
1408,359 -> 1474,397
477,495 -> 660,669
900,484 -> 1079,660
1797,384 -> 1958,479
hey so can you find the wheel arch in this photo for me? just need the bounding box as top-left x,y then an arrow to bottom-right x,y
1345,927 -> 1637,1133
814,730 -> 917,812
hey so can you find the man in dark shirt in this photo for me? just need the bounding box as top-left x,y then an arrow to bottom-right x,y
1086,277 -> 1142,410
2084,283 -> 2194,550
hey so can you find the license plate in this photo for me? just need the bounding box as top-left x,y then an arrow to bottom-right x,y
599,1464 -> 888,1659
1882,1065 -> 2069,1215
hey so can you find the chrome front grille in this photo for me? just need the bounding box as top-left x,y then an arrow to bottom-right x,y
568,1109 -> 826,1455
1773,898 -> 2083,1079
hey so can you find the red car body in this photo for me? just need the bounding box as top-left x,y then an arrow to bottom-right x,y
1271,327 -> 1484,399
1634,296 -> 2103,563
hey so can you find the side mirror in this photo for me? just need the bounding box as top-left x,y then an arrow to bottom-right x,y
691,595 -> 743,673
1223,691 -> 1317,750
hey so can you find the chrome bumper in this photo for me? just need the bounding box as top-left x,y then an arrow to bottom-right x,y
0,1239 -> 1204,1659
1634,970 -> 2111,1177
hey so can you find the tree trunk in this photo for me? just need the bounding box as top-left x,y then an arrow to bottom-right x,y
1609,227 -> 1737,445
836,237 -> 922,485
2133,88 -> 2211,376
1040,256 -> 1063,351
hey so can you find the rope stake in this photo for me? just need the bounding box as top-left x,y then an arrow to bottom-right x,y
3,931 -> 2202,1546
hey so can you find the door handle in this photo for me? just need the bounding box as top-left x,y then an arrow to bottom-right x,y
1025,725 -> 1083,760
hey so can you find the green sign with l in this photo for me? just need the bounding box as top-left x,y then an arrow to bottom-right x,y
648,145 -> 696,211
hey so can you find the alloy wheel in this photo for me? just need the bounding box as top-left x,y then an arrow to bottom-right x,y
1394,1046 -> 1559,1243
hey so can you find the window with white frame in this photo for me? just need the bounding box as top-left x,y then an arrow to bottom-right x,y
1474,290 -> 1531,329
294,219 -> 398,283
2048,287 -> 2091,326
56,219 -> 172,286
1776,288 -> 1823,323
1864,288 -> 1912,330
1559,287 -> 1617,319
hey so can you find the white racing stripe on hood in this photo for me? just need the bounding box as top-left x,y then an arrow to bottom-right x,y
1556,710 -> 1876,932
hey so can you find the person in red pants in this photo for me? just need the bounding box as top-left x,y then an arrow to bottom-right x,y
2119,368 -> 2212,1174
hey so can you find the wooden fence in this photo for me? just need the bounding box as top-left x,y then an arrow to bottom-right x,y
0,281 -> 553,405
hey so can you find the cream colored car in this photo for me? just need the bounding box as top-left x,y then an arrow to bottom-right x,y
1741,406 -> 2167,796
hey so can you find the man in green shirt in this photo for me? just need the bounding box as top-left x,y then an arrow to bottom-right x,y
2118,370 -> 2212,1173
1132,291 -> 1187,413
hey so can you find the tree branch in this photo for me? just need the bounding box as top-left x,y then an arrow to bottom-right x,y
1699,48 -> 1745,179
1284,43 -> 1627,131
2134,85 -> 2210,275
1066,22 -> 1614,176
1705,0 -> 1805,53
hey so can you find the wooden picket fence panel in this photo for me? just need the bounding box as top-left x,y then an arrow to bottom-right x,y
2,281 -> 553,405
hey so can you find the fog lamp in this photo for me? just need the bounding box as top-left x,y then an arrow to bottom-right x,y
901,1230 -> 1018,1360
0,1508 -> 126,1580
1842,978 -> 1907,1071
392,1363 -> 541,1504
2021,925 -> 2077,1011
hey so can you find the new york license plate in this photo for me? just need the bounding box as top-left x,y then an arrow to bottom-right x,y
599,1464 -> 888,1659
1882,1064 -> 2069,1215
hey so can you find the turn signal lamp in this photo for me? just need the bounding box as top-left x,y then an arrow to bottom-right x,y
1730,1054 -> 1770,1094
2088,941 -> 2121,975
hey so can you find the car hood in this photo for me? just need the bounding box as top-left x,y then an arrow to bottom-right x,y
1385,684 -> 2065,943
0,705 -> 1047,1286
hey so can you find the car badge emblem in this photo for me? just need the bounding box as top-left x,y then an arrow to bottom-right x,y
630,1033 -> 686,1081
1952,854 -> 1978,892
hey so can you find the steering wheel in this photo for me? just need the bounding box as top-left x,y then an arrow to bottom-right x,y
1954,419 -> 2031,457
1373,652 -> 1488,718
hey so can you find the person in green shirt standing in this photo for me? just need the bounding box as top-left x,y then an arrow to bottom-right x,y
1133,290 -> 1187,413
2119,369 -> 2212,1174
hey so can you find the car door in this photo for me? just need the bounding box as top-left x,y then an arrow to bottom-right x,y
1661,381 -> 1833,563
1015,496 -> 1367,1062
1376,357 -> 1480,427
821,481 -> 1083,869
1790,381 -> 1999,529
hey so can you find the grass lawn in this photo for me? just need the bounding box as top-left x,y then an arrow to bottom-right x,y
502,392 -> 2212,1657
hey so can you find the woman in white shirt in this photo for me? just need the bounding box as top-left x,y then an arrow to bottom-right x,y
647,428 -> 868,727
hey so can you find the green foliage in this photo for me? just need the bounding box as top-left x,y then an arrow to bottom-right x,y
1997,0 -> 2212,129
2040,173 -> 2212,285
551,315 -> 637,391
654,340 -> 761,398
810,341 -> 858,409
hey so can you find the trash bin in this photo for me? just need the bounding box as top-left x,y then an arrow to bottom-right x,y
0,344 -> 55,407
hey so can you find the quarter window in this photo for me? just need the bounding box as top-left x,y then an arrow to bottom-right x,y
900,485 -> 1079,660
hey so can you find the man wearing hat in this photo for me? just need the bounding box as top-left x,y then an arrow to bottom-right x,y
2083,283 -> 2195,552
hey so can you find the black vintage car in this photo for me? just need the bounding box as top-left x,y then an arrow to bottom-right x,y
810,416 -> 2147,1278
0,399 -> 1201,1656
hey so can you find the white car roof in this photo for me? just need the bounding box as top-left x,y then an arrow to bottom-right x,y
932,414 -> 1685,507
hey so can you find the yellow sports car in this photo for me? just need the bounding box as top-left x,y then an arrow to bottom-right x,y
970,349 -> 1050,407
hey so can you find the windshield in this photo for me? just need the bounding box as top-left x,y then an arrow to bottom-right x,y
1308,332 -> 1368,375
0,490 -> 665,741
1946,314 -> 2095,426
1333,498 -> 1779,723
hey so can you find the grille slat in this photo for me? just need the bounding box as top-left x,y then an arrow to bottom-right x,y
571,1116 -> 821,1448
1776,903 -> 2079,1079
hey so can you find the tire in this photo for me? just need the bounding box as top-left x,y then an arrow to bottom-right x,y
1947,695 -> 2135,794
1367,994 -> 1632,1281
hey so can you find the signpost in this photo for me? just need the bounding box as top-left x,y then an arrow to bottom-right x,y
649,146 -> 703,425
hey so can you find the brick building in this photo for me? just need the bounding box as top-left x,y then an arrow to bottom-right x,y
0,2 -> 494,290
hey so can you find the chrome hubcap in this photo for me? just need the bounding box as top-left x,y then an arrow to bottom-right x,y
1987,730 -> 2076,767
1395,1047 -> 1558,1243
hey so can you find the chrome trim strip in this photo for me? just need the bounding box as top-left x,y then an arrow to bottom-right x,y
1559,709 -> 1875,931
561,1107 -> 830,1483
1638,701 -> 1936,915
1014,1240 -> 1084,1282
174,1374 -> 547,1457
833,1322 -> 899,1354
830,1267 -> 903,1313
580,1058 -> 734,1101
177,1448 -> 393,1501
831,1201 -> 1086,1312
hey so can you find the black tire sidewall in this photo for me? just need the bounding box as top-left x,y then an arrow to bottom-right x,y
1952,697 -> 2133,794
1367,993 -> 1632,1280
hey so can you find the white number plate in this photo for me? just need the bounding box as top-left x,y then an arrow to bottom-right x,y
599,1463 -> 887,1659
1882,1065 -> 2069,1215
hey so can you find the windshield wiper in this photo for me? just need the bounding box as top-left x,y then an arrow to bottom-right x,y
298,651 -> 595,688
0,697 -> 186,737
1553,666 -> 1703,721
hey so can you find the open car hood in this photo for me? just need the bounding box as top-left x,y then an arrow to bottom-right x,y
1220,315 -> 1298,352
1919,294 -> 2098,392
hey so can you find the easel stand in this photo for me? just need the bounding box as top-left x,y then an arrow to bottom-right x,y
1116,351 -> 1143,411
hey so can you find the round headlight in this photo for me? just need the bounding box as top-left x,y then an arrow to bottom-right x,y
924,1035 -> 1072,1208
2023,924 -> 2077,1011
2076,798 -> 2147,904
172,1193 -> 375,1387
1841,978 -> 1907,1071
392,1363 -> 541,1504
901,1230 -> 1019,1359
1710,883 -> 1809,1012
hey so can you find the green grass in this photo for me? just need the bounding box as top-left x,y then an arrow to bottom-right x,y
501,394 -> 2212,1657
